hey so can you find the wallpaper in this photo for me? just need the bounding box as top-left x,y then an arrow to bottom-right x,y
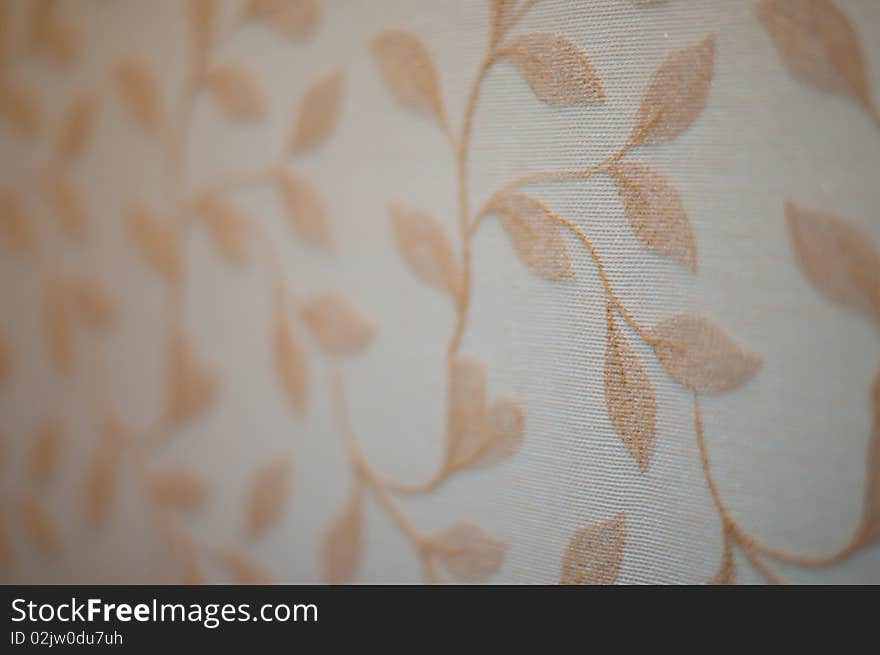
1,0 -> 879,584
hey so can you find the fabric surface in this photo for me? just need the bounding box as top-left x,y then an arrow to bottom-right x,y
1,0 -> 879,584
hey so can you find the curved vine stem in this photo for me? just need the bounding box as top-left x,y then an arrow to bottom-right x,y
447,49 -> 500,361
329,372 -> 438,578
364,47 -> 504,498
694,393 -> 864,584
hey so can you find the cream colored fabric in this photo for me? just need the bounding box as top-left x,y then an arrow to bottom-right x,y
1,0 -> 879,584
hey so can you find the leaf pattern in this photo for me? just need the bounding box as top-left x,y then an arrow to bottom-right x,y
216,547 -> 272,584
204,65 -> 266,121
115,59 -> 162,132
245,459 -> 291,538
248,0 -> 320,40
167,330 -> 219,424
428,523 -> 505,582
445,358 -> 523,472
83,422 -> 122,527
300,293 -> 375,355
488,193 -> 573,281
559,513 -> 625,584
148,467 -> 208,512
756,0 -> 877,118
19,497 -> 62,556
27,420 -> 63,487
785,202 -> 880,323
4,0 -> 870,587
631,34 -> 715,145
862,370 -> 880,543
55,94 -> 95,162
0,334 -> 9,385
162,523 -> 204,584
608,162 -> 696,271
502,33 -> 604,106
70,279 -> 116,329
197,195 -> 252,265
445,357 -> 487,470
0,81 -> 42,136
272,286 -> 308,414
470,399 -> 525,469
128,205 -> 183,287
275,170 -> 333,252
649,314 -> 761,394
322,484 -> 365,584
0,193 -> 35,253
45,280 -> 74,375
28,1 -> 79,67
604,315 -> 655,471
290,70 -> 344,153
0,513 -> 13,571
371,30 -> 446,127
391,203 -> 461,299
46,174 -> 88,240
188,0 -> 216,54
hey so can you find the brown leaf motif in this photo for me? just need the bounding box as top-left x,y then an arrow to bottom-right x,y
188,0 -> 216,54
559,513 -> 625,584
128,205 -> 183,287
785,202 -> 880,322
300,293 -> 375,355
70,278 -> 116,329
445,358 -> 523,471
290,70 -> 344,153
55,94 -> 95,162
46,174 -> 88,240
474,399 -> 525,469
649,314 -> 761,394
197,195 -> 252,265
245,459 -> 291,538
371,30 -> 446,127
0,334 -> 10,385
604,315 -> 656,471
115,59 -> 162,131
391,203 -> 461,299
83,421 -> 123,527
45,280 -> 74,375
502,33 -> 604,106
445,357 -> 487,470
275,170 -> 333,252
488,193 -> 573,281
248,0 -> 320,40
861,369 -> 880,543
148,467 -> 209,512
608,162 -> 696,271
204,65 -> 266,121
0,193 -> 36,253
27,420 -> 64,486
631,34 -> 715,145
273,286 -> 308,414
428,523 -> 505,582
0,81 -> 42,136
216,547 -> 272,584
322,485 -> 365,584
756,0 -> 877,119
19,497 -> 62,556
167,330 -> 220,423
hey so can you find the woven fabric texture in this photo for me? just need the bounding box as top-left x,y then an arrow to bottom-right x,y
1,0 -> 879,584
